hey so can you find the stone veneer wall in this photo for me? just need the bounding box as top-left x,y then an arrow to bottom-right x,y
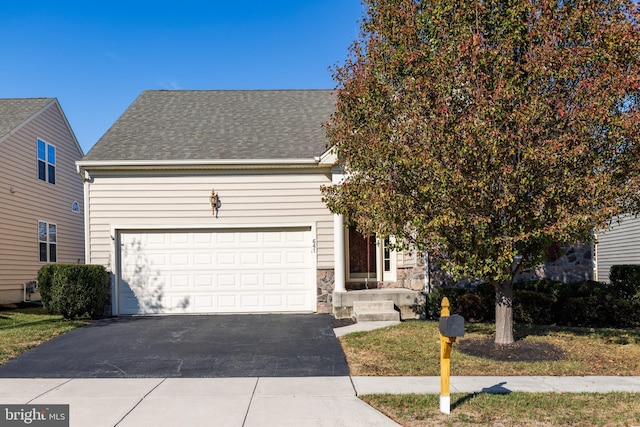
317,269 -> 335,314
376,243 -> 593,292
515,243 -> 593,283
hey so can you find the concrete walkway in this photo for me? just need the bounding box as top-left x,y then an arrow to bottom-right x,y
2,376 -> 640,427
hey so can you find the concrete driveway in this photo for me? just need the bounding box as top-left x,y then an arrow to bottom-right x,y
0,314 -> 350,378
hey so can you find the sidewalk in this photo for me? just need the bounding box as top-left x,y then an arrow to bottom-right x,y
2,376 -> 640,427
353,375 -> 640,394
0,377 -> 399,427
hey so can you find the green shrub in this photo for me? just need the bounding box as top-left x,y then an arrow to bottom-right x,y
475,282 -> 496,322
455,293 -> 491,323
557,296 -> 601,327
558,280 -> 607,299
600,298 -> 640,328
38,264 -> 109,319
427,287 -> 467,319
427,278 -> 636,328
609,265 -> 640,299
514,279 -> 564,297
513,290 -> 556,325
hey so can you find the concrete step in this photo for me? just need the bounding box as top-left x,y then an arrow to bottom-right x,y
353,300 -> 395,312
353,300 -> 400,322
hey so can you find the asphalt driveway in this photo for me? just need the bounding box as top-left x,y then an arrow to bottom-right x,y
0,314 -> 349,378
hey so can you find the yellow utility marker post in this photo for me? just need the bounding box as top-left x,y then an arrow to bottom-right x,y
439,297 -> 464,414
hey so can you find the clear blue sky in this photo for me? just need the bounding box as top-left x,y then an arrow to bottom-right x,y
1,1 -> 363,154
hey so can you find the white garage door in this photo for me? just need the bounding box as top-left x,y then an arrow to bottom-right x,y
117,227 -> 315,315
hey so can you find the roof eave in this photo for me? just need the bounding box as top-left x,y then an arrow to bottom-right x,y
76,158 -> 331,171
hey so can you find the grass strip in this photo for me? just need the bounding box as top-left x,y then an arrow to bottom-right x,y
362,392 -> 640,427
0,305 -> 86,365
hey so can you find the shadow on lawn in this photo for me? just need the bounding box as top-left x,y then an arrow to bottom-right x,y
452,382 -> 512,410
463,322 -> 640,345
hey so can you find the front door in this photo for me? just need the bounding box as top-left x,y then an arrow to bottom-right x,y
347,229 -> 397,284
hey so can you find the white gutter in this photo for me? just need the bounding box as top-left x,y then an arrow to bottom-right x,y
76,158 -> 322,169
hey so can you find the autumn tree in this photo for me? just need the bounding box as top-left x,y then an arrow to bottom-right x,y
323,0 -> 640,346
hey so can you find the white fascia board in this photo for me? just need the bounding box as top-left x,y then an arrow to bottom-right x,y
76,158 -> 325,170
318,146 -> 338,166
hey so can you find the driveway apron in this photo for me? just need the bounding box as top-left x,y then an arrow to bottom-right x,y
0,314 -> 349,378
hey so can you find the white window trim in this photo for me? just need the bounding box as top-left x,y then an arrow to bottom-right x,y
37,138 -> 56,185
38,220 -> 58,263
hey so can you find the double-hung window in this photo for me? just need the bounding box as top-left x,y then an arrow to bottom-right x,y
37,139 -> 56,184
38,221 -> 57,263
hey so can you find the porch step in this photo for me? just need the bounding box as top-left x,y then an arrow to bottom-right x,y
353,300 -> 400,322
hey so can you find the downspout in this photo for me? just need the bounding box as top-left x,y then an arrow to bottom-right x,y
423,251 -> 431,319
424,251 -> 430,294
366,234 -> 371,289
76,164 -> 91,183
76,165 -> 92,264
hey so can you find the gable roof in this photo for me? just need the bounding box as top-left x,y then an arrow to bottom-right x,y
0,98 -> 84,157
83,90 -> 335,163
0,98 -> 55,142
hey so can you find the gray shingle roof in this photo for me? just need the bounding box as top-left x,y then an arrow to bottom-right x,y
84,90 -> 335,162
0,98 -> 55,141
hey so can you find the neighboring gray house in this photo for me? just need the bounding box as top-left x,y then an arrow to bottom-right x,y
0,98 -> 85,304
594,216 -> 640,282
77,90 -> 425,317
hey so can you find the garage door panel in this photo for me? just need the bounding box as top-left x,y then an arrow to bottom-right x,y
217,253 -> 236,266
194,253 -> 213,266
194,295 -> 214,310
287,294 -> 308,308
240,233 -> 260,245
240,273 -> 260,286
169,275 -> 190,288
218,295 -> 237,308
217,274 -> 237,288
240,252 -> 260,265
286,252 -> 306,265
118,228 -> 315,315
286,231 -> 307,244
264,295 -> 283,308
170,233 -> 189,244
263,252 -> 283,265
194,275 -> 213,288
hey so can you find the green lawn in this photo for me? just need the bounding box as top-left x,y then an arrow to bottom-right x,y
362,392 -> 640,427
339,321 -> 640,376
340,321 -> 640,426
0,304 -> 87,365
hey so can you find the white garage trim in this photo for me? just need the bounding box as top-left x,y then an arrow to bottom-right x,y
111,224 -> 317,315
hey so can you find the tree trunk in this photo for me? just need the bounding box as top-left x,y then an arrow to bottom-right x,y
494,280 -> 514,346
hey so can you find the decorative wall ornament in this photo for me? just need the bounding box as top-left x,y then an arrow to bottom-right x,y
210,189 -> 221,218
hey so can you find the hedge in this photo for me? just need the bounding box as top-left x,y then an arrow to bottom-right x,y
38,264 -> 110,319
609,264 -> 640,299
431,272 -> 640,328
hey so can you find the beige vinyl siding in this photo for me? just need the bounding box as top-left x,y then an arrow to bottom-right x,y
0,102 -> 84,299
85,169 -> 335,271
595,215 -> 640,282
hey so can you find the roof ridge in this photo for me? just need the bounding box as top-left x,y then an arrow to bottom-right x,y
143,89 -> 334,93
